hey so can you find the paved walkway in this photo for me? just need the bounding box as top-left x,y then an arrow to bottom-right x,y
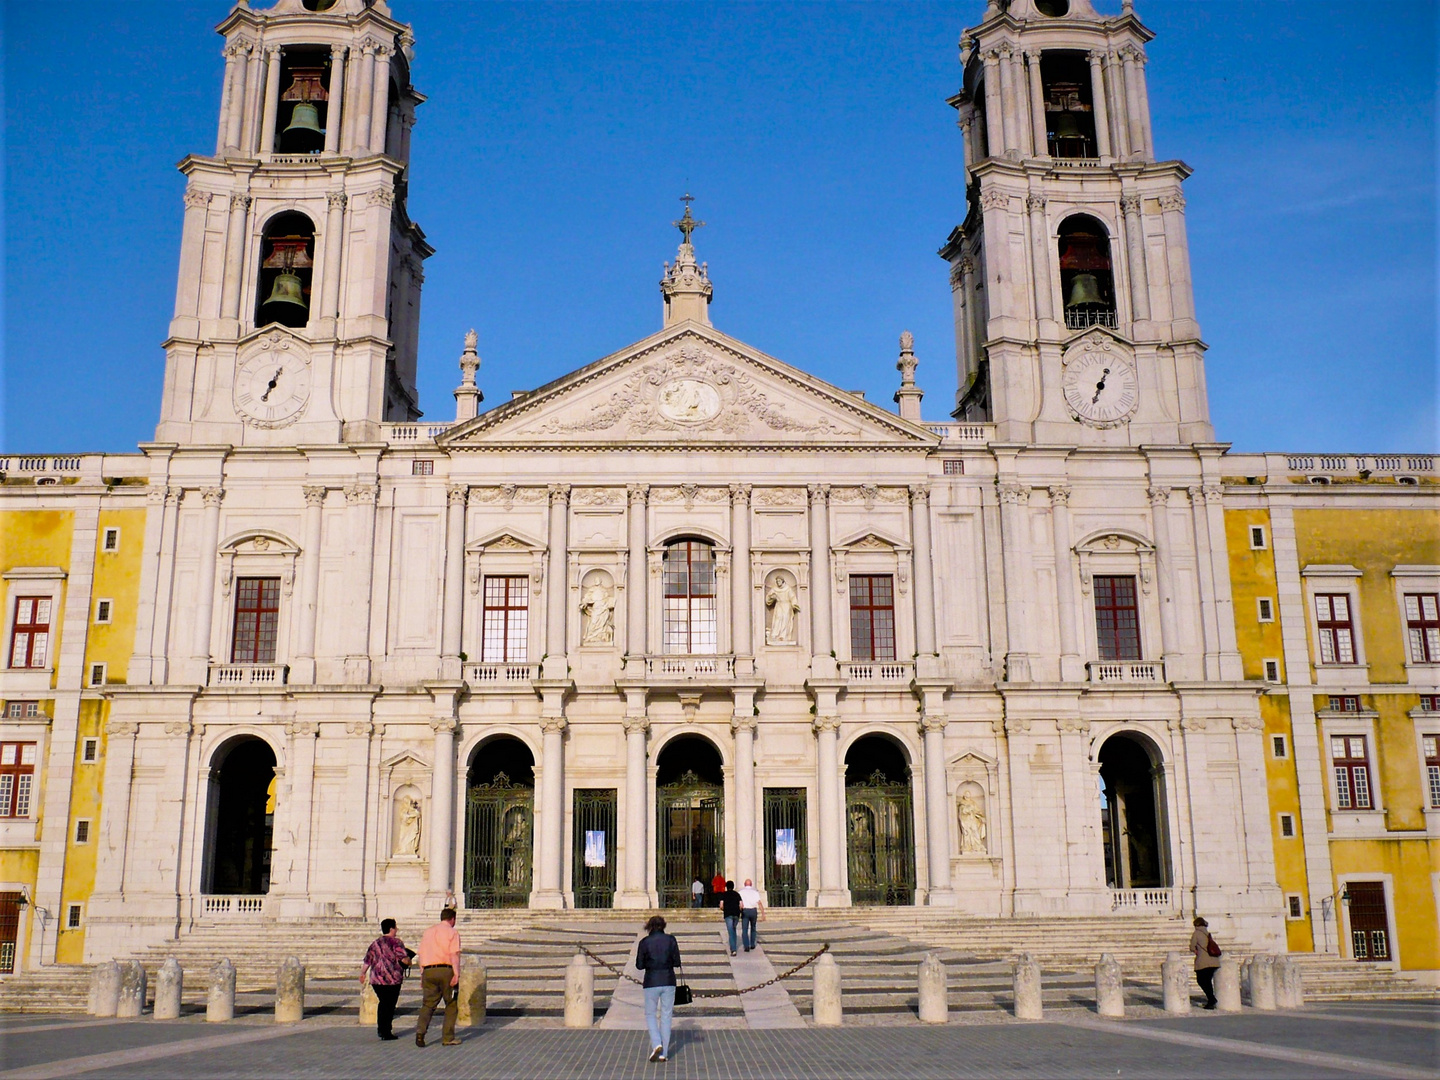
0,1001 -> 1433,1079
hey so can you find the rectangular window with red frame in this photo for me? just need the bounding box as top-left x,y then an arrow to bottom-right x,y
1315,594 -> 1356,664
1094,575 -> 1141,661
0,743 -> 37,818
8,597 -> 51,669
1331,735 -> 1373,810
230,577 -> 280,663
849,575 -> 896,661
1404,593 -> 1440,663
481,576 -> 528,662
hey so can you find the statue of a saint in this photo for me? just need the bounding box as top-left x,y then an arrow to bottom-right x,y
580,580 -> 615,645
765,574 -> 799,645
394,794 -> 422,857
958,791 -> 987,855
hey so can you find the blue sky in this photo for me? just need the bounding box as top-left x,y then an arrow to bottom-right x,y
2,1 -> 1435,453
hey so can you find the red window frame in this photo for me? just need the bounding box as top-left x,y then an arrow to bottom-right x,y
1331,735 -> 1373,810
1424,734 -> 1440,810
1093,575 -> 1141,661
849,575 -> 896,661
8,596 -> 51,670
0,742 -> 37,818
230,577 -> 281,663
662,541 -> 717,654
1314,593 -> 1356,665
1404,593 -> 1440,663
481,576 -> 528,662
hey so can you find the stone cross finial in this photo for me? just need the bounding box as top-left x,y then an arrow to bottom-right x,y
673,194 -> 705,245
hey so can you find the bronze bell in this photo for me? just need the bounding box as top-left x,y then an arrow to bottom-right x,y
281,102 -> 324,152
263,271 -> 307,313
1065,272 -> 1104,308
1050,110 -> 1086,141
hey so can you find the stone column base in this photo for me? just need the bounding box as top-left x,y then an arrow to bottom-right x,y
614,890 -> 652,909
529,890 -> 567,910
815,889 -> 852,908
926,888 -> 958,907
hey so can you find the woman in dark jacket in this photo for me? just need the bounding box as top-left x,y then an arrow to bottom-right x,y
635,915 -> 682,1062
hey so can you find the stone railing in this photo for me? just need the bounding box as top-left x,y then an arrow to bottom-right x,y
208,663 -> 289,687
645,655 -> 736,680
1110,887 -> 1175,913
464,662 -> 538,687
382,423 -> 453,444
1087,660 -> 1165,684
925,423 -> 994,445
842,661 -> 913,684
201,895 -> 266,917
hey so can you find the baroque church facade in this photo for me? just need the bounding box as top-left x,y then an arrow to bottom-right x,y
4,0 -> 1305,969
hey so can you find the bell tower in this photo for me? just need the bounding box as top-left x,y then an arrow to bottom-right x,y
942,0 -> 1212,445
156,0 -> 432,446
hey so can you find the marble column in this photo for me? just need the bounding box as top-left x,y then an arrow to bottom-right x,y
910,486 -> 938,662
997,46 -> 1021,157
192,488 -> 224,667
1159,191 -> 1196,323
1025,51 -> 1047,156
216,44 -> 242,154
1132,52 -> 1155,159
320,192 -> 347,320
1120,194 -> 1151,322
240,44 -> 264,153
808,485 -> 833,666
440,486 -> 468,679
429,718 -> 456,896
959,113 -> 976,170
962,258 -> 982,367
732,716 -> 757,887
1201,484 -> 1243,679
1026,195 -> 1052,323
618,714 -> 649,907
278,723 -> 318,910
534,717 -> 567,908
220,194 -> 250,321
1149,487 -> 1182,674
344,483 -> 378,682
981,50 -> 1005,158
369,45 -> 392,154
730,485 -> 752,662
545,486 -> 569,679
626,485 -> 647,668
921,716 -> 954,904
150,488 -> 183,683
352,44 -> 376,154
1087,52 -> 1112,159
813,715 -> 848,905
1049,487 -> 1083,681
175,190 -> 211,321
1120,48 -> 1146,160
1186,486 -> 1222,679
323,45 -> 346,155
258,46 -> 283,156
294,486 -> 326,683
997,482 -> 1032,682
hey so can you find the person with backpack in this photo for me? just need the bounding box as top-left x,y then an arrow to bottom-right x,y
1190,916 -> 1222,1009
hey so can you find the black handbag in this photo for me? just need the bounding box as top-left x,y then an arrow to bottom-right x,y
673,964 -> 693,1006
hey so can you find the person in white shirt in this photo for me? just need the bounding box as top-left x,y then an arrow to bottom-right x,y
690,878 -> 704,908
737,878 -> 764,951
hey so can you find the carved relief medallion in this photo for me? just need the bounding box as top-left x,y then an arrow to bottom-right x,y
656,379 -> 722,424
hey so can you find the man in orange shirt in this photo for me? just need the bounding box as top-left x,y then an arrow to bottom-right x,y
414,907 -> 462,1047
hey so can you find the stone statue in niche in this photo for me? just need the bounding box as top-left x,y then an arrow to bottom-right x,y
958,787 -> 987,855
580,576 -> 615,645
765,572 -> 799,645
393,792 -> 422,857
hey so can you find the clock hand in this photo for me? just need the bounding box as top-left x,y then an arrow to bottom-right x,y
1091,367 -> 1111,404
260,366 -> 283,402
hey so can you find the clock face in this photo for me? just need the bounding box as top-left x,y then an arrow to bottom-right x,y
235,349 -> 311,427
1062,352 -> 1138,428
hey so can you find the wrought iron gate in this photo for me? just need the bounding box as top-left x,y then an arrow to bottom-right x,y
657,770 -> 723,908
845,771 -> 915,906
464,773 -> 533,909
763,788 -> 808,907
572,788 -> 617,909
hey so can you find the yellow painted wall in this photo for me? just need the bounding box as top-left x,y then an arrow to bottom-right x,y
0,848 -> 39,972
1332,838 -> 1440,971
0,511 -> 75,689
55,699 -> 107,964
86,508 -> 146,686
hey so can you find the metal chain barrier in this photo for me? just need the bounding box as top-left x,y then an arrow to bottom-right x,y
576,942 -> 829,998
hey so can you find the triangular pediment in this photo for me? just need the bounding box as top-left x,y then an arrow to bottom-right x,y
439,323 -> 938,450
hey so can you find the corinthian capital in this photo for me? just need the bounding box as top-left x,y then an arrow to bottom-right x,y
302,485 -> 327,507
1025,194 -> 1047,213
1119,195 -> 1142,216
549,484 -> 570,506
1048,485 -> 1071,506
1159,191 -> 1187,212
183,189 -> 213,210
1148,486 -> 1171,506
812,715 -> 842,734
201,487 -> 225,508
997,481 -> 1028,505
448,485 -> 469,506
229,193 -> 251,213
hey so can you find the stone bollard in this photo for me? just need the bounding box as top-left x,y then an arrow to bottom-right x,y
1094,954 -> 1125,1018
1012,953 -> 1043,1021
275,956 -> 306,1024
1246,953 -> 1277,1011
812,952 -> 843,1027
207,959 -> 236,1022
116,961 -> 147,1018
358,982 -> 378,1026
917,953 -> 947,1024
1161,952 -> 1191,1014
563,953 -> 593,1028
458,955 -> 488,1027
90,960 -> 122,1017
1214,956 -> 1242,1013
153,958 -> 183,1020
1275,955 -> 1304,1009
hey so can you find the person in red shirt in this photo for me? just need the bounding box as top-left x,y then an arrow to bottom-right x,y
413,908 -> 462,1047
710,871 -> 726,907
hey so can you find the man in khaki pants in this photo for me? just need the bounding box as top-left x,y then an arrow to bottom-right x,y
414,907 -> 462,1046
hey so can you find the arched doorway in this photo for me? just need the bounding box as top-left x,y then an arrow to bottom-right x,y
203,737 -> 276,895
1098,732 -> 1171,889
655,735 -> 724,908
845,735 -> 916,906
464,737 -> 534,908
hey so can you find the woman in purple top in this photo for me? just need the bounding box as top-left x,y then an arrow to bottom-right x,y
361,918 -> 411,1040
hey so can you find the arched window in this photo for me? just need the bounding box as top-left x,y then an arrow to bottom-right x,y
273,48 -> 332,154
255,211 -> 316,329
1058,215 -> 1117,329
662,539 -> 717,654
1098,733 -> 1171,890
1040,51 -> 1097,158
